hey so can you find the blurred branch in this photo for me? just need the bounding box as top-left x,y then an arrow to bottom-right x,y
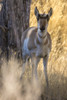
0,25 -> 9,33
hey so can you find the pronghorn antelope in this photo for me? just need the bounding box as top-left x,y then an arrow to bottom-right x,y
21,7 -> 53,86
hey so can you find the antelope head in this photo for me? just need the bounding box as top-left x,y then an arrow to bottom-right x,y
34,7 -> 53,33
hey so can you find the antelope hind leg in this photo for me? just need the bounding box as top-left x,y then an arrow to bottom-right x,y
20,59 -> 26,80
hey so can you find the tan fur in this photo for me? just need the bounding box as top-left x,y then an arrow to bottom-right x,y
47,32 -> 52,51
28,28 -> 37,50
21,27 -> 33,46
21,27 -> 51,59
39,19 -> 48,30
21,28 -> 51,51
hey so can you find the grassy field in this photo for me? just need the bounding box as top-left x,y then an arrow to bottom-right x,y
0,0 -> 67,100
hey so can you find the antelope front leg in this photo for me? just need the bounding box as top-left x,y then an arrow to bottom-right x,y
31,57 -> 40,80
43,56 -> 49,87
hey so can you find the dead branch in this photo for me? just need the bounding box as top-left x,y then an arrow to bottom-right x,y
0,25 -> 8,33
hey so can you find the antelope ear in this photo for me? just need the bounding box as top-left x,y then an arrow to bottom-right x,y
34,7 -> 40,19
47,8 -> 53,21
48,8 -> 53,17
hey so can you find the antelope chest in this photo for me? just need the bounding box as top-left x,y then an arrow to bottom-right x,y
36,44 -> 49,58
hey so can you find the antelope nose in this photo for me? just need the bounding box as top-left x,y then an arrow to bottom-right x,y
40,26 -> 45,31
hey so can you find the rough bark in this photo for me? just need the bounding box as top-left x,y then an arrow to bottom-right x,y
0,0 -> 31,59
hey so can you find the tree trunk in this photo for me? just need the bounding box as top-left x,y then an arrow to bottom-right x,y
0,0 -> 31,59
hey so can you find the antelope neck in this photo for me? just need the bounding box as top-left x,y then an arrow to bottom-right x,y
38,30 -> 47,39
35,30 -> 48,45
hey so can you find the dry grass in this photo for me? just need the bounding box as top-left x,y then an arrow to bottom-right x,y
0,56 -> 67,100
0,57 -> 41,100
